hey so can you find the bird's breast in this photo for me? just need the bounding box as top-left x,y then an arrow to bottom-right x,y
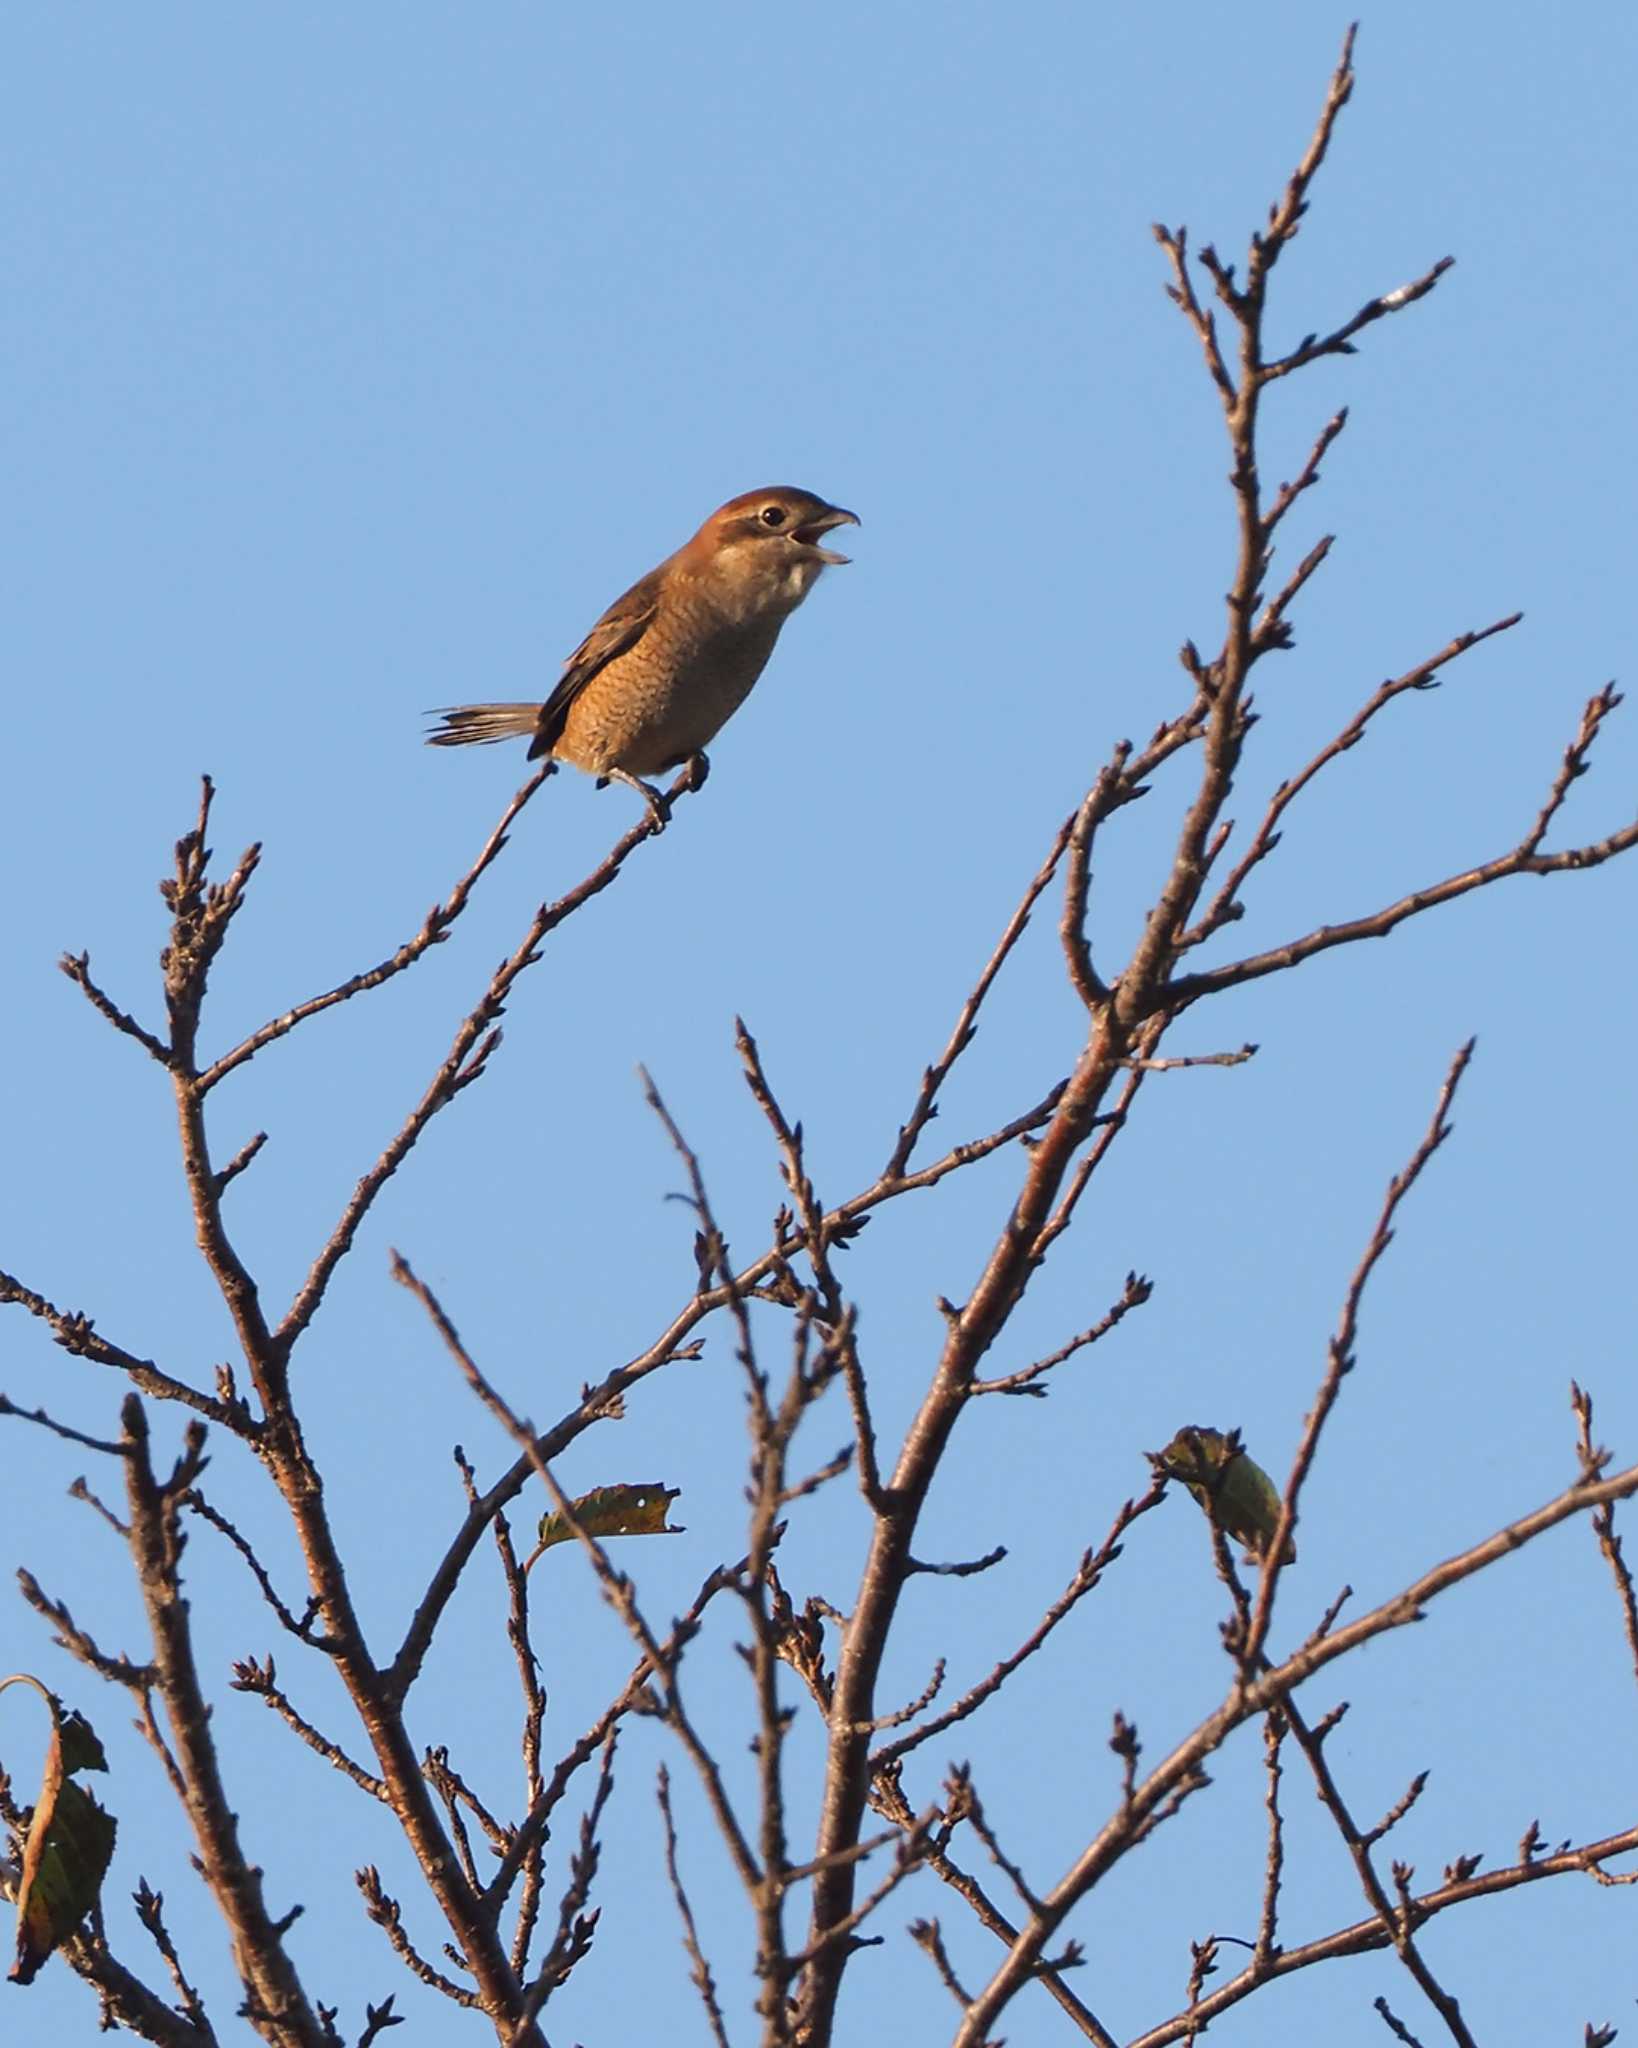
554,589 -> 787,779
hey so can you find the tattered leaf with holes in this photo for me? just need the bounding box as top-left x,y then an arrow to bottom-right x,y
526,1483 -> 683,1571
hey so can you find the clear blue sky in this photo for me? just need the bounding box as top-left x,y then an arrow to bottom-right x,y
3,5 -> 1635,2043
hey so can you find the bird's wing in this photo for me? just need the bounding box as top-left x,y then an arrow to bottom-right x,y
529,564 -> 667,758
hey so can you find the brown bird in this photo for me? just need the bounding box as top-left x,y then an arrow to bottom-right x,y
427,485 -> 858,823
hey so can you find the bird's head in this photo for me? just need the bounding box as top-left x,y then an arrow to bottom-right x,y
685,487 -> 861,615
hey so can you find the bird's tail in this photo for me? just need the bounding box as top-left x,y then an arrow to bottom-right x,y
425,702 -> 542,748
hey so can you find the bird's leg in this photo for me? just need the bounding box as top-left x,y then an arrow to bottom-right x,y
602,767 -> 672,829
680,750 -> 711,794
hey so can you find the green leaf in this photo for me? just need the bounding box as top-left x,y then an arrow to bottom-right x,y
2,1680 -> 118,1984
54,1708 -> 108,1777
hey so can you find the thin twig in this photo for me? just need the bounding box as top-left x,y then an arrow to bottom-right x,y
275,786 -> 691,1354
879,1767 -> 1114,2048
230,1658 -> 388,1800
0,1274 -> 249,1430
657,1765 -> 732,2048
133,1879 -> 214,2038
970,1270 -> 1153,1397
1263,256 -> 1455,381
1262,407 -> 1349,535
872,1479 -> 1167,1770
1244,1041 -> 1475,1669
887,810 -> 1077,1178
1170,688 -> 1636,1010
1255,1709 -> 1288,1967
1280,1694 -> 1477,2047
58,951 -> 173,1064
520,1730 -> 618,2016
188,1492 -> 327,1644
1121,1043 -> 1257,1073
1571,1382 -> 1638,1690
0,1394 -> 126,1457
197,765 -> 554,1093
357,1868 -> 482,2009
1186,615 -> 1523,947
213,1130 -> 269,1196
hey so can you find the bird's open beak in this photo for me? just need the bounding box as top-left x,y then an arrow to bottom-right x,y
794,505 -> 860,565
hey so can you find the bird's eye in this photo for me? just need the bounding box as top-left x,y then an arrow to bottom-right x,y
759,505 -> 787,528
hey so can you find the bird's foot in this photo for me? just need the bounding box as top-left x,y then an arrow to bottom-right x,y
680,751 -> 711,794
604,768 -> 672,830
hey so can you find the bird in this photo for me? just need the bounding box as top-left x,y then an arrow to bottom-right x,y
1154,1425 -> 1297,1564
427,485 -> 859,824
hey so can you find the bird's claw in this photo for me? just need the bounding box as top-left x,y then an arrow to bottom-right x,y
603,754 -> 711,831
600,767 -> 672,828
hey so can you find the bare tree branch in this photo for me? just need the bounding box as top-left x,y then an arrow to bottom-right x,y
196,764 -> 555,1093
